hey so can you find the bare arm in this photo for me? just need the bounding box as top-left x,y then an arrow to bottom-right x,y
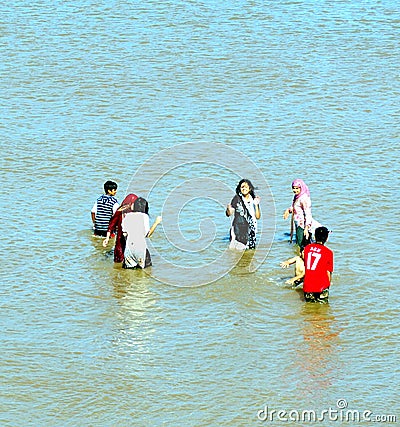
301,196 -> 313,238
91,212 -> 96,224
286,270 -> 305,285
102,231 -> 112,247
102,211 -> 121,247
283,207 -> 293,220
280,256 -> 298,268
254,196 -> 261,220
146,216 -> 162,238
281,256 -> 305,285
226,204 -> 234,217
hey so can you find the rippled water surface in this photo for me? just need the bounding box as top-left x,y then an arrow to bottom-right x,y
1,1 -> 399,426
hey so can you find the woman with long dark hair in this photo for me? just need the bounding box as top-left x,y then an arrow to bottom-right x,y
121,197 -> 162,269
226,179 -> 261,250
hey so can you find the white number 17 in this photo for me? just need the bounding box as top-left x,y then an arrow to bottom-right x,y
307,252 -> 321,270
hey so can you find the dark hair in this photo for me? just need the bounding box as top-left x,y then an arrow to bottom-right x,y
104,180 -> 118,193
235,179 -> 256,198
314,226 -> 329,244
133,197 -> 149,214
300,234 -> 311,251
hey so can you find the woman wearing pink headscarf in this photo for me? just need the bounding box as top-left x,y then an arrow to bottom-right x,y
102,193 -> 138,262
283,179 -> 320,249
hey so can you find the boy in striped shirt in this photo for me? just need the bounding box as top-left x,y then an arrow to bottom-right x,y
91,181 -> 119,237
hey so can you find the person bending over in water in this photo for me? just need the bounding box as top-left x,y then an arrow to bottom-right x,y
280,251 -> 305,287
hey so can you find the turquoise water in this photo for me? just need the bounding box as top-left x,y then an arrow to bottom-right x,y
0,1 -> 399,426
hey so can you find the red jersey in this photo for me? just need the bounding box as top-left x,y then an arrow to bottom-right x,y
303,243 -> 334,293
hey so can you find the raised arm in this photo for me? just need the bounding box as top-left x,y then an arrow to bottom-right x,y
254,196 -> 261,219
147,216 -> 162,238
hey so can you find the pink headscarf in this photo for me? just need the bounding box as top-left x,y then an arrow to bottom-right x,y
291,179 -> 310,200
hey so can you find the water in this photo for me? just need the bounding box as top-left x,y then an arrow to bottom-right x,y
1,1 -> 399,426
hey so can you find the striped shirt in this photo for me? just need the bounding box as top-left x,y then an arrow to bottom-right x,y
92,195 -> 119,232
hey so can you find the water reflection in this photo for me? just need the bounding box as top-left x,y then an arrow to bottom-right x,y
107,267 -> 159,356
228,250 -> 256,276
295,304 -> 341,401
1,0 -> 399,423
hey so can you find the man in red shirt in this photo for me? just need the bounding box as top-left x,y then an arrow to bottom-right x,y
303,227 -> 333,303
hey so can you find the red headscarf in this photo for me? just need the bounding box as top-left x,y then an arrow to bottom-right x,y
117,193 -> 138,213
108,193 -> 138,263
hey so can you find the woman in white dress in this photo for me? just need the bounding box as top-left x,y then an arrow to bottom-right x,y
121,197 -> 162,269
